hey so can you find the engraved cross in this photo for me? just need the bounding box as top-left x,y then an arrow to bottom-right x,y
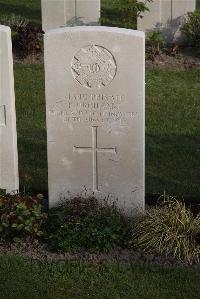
73,126 -> 117,192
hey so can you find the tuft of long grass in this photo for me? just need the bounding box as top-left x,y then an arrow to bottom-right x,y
0,13 -> 29,30
130,196 -> 200,265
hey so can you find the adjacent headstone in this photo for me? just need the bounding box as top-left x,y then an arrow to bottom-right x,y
44,26 -> 145,213
42,0 -> 100,31
138,0 -> 196,43
0,25 -> 19,193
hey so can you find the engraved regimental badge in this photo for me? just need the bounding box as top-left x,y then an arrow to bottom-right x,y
71,45 -> 117,89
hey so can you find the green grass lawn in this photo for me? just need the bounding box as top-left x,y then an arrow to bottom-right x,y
14,65 -> 200,202
0,255 -> 199,299
145,69 -> 200,201
14,64 -> 47,193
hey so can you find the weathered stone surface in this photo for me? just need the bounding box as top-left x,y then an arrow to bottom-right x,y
42,0 -> 100,31
0,25 -> 19,193
138,0 -> 196,43
44,26 -> 145,213
42,0 -> 68,31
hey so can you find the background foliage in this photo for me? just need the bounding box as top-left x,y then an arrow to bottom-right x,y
101,0 -> 152,29
0,194 -> 46,241
181,9 -> 200,47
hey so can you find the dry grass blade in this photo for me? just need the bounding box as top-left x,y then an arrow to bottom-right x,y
130,196 -> 200,265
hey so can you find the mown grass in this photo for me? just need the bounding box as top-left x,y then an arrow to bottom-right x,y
0,255 -> 199,299
145,69 -> 200,200
14,65 -> 200,201
14,64 -> 47,194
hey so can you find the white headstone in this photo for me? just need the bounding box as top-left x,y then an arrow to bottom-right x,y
138,0 -> 196,43
0,25 -> 19,193
42,0 -> 100,31
44,26 -> 145,213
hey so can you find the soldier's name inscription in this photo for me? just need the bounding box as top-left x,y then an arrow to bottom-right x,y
49,93 -> 138,124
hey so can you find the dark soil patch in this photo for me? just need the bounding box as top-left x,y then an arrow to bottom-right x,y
146,46 -> 200,69
0,240 -> 199,268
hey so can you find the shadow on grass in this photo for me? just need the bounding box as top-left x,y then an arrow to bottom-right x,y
17,131 -> 200,203
17,129 -> 47,195
146,133 -> 200,202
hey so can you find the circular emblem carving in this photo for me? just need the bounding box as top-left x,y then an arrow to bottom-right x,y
71,45 -> 117,89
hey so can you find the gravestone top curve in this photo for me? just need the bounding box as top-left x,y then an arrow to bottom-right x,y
0,25 -> 10,32
45,25 -> 145,37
